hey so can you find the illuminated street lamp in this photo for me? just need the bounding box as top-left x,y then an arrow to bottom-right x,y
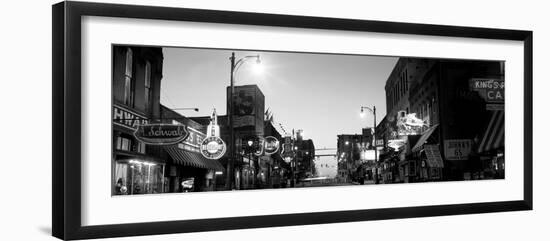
360,105 -> 378,184
227,52 -> 262,190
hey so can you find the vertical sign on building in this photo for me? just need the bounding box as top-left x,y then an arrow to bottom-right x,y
227,85 -> 265,136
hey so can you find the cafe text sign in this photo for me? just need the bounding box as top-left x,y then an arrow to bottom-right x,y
134,124 -> 189,145
470,78 -> 504,103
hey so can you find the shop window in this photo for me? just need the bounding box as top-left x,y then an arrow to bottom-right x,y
116,135 -> 145,154
113,159 -> 165,195
405,68 -> 409,91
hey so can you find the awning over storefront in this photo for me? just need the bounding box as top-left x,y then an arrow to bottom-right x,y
477,110 -> 504,153
412,124 -> 439,152
114,150 -> 166,163
164,146 -> 225,171
424,145 -> 444,168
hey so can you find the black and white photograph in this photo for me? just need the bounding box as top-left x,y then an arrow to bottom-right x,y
1,0 -> 544,240
111,45 -> 505,195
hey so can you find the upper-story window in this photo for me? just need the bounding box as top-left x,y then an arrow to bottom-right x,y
116,135 -> 132,151
115,134 -> 146,154
399,72 -> 405,97
405,68 -> 408,92
123,48 -> 135,107
144,60 -> 152,112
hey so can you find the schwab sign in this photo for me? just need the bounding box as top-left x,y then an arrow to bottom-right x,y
134,124 -> 189,145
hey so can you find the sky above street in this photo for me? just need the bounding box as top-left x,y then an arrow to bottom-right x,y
160,47 -> 398,151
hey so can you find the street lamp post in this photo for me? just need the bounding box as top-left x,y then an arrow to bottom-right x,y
360,106 -> 378,184
293,145 -> 298,187
227,52 -> 261,190
344,140 -> 352,183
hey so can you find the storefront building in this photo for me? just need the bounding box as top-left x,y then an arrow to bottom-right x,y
428,60 -> 504,180
382,58 -> 504,183
160,105 -> 225,192
112,46 -> 165,195
111,46 -> 225,195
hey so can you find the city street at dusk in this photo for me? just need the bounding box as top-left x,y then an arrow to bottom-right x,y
111,45 -> 505,195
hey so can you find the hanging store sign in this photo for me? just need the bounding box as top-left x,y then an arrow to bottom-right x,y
134,124 -> 189,145
281,145 -> 294,159
388,138 -> 406,150
178,126 -> 205,153
443,139 -> 472,160
424,145 -> 445,168
263,136 -> 280,155
360,150 -> 376,161
470,78 -> 504,103
254,137 -> 265,156
396,111 -> 426,136
200,136 -> 227,159
281,136 -> 295,160
200,108 -> 227,160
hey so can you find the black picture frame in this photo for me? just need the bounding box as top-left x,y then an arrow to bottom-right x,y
52,1 -> 533,240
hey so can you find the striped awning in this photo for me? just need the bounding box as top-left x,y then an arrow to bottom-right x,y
477,110 -> 504,153
412,124 -> 439,152
164,146 -> 225,171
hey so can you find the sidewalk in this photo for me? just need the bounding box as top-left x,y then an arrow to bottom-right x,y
351,180 -> 375,185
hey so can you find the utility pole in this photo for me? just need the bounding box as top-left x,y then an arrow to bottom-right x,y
227,52 -> 235,190
361,105 -> 378,184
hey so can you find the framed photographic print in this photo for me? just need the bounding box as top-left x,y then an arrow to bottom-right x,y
52,1 -> 533,240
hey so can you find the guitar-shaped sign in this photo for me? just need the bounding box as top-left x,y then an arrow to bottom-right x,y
200,109 -> 227,160
280,136 -> 295,163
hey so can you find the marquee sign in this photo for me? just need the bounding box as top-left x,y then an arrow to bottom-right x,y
134,124 -> 189,145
